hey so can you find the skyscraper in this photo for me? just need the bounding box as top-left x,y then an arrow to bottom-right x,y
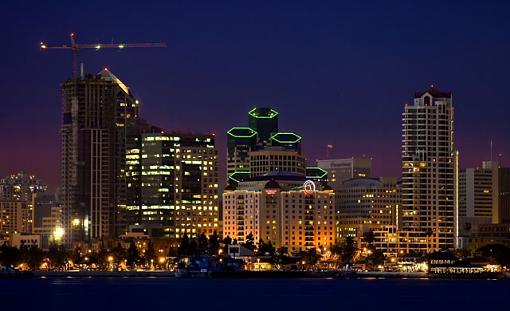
60,69 -> 139,244
227,107 -> 304,183
459,161 -> 498,223
116,119 -> 162,236
139,131 -> 219,239
401,86 -> 457,251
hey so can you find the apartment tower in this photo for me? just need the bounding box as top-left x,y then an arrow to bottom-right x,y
401,86 -> 457,251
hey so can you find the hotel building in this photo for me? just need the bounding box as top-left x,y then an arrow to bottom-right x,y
223,175 -> 335,252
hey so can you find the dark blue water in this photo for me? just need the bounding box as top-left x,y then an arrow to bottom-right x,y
0,277 -> 508,310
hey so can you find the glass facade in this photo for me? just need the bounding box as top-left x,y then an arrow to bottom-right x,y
140,132 -> 219,238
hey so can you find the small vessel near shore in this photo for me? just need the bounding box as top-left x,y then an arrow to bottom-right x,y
0,266 -> 33,278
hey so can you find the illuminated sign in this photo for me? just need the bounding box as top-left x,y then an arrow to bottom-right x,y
303,180 -> 316,195
265,189 -> 278,195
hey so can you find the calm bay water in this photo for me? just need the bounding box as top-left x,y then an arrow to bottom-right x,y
0,277 -> 508,310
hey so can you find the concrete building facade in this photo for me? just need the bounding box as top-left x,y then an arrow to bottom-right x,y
223,176 -> 335,252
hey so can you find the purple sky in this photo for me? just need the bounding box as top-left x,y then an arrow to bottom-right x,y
1,0 -> 509,190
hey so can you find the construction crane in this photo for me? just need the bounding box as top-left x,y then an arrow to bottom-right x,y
40,33 -> 167,79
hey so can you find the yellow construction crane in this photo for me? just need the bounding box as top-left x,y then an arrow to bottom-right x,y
40,33 -> 167,78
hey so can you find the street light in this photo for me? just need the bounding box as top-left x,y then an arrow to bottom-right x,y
72,218 -> 80,227
53,226 -> 65,242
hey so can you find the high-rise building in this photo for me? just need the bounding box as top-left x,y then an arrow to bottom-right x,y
316,158 -> 372,190
227,107 -> 303,184
335,177 -> 400,245
458,162 -> 510,249
494,166 -> 510,224
401,86 -> 457,251
61,69 -> 139,244
116,119 -> 162,235
139,131 -> 219,239
0,172 -> 46,238
459,161 -> 498,223
223,175 -> 336,252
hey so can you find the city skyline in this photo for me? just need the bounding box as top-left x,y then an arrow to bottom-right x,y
2,0 -> 510,192
2,2 -> 510,300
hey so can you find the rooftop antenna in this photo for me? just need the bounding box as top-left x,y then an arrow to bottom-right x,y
326,144 -> 333,158
490,139 -> 493,162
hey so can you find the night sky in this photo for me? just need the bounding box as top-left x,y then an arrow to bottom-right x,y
1,0 -> 509,191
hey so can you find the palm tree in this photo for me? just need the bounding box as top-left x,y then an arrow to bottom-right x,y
127,240 -> 140,269
341,236 -> 356,265
145,240 -> 157,266
209,231 -> 220,255
243,233 -> 256,251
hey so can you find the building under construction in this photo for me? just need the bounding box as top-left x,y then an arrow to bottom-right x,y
60,69 -> 150,244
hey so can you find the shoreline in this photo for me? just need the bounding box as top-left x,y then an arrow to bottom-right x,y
2,270 -> 502,280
